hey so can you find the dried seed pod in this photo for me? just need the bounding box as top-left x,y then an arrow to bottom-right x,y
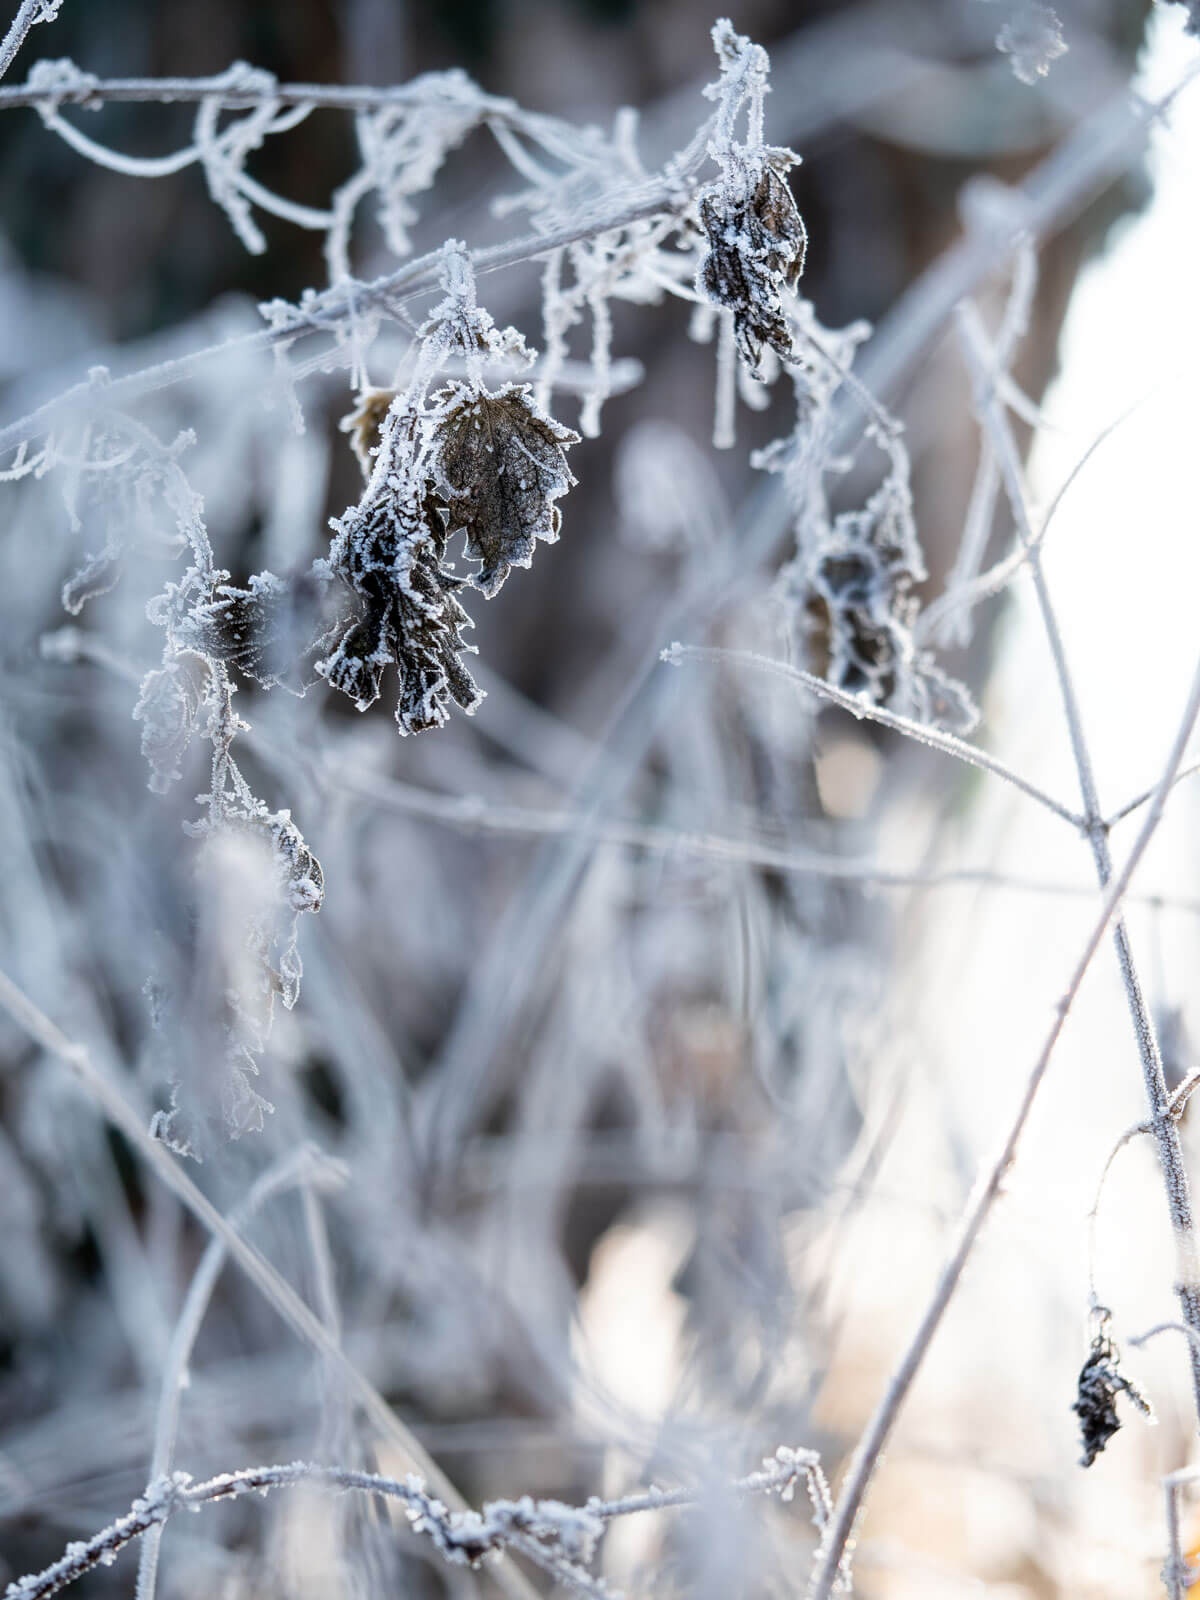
434,382 -> 579,597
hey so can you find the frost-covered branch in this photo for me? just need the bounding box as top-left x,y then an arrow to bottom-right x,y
663,642 -> 1081,826
0,0 -> 60,84
6,1446 -> 825,1600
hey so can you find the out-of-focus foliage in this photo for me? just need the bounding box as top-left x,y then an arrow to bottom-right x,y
6,1 -> 1200,1598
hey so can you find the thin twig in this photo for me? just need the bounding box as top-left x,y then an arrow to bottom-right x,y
916,382 -> 1157,649
134,1146 -> 342,1600
807,647 -> 1200,1600
664,641 -> 1084,828
0,68 -> 521,115
6,1447 -> 821,1600
1107,759 -> 1200,830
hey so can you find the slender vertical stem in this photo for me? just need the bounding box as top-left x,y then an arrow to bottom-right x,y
960,304 -> 1200,1421
807,649 -> 1200,1600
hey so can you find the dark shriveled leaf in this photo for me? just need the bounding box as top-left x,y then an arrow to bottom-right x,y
317,479 -> 482,735
434,382 -> 579,598
699,153 -> 807,374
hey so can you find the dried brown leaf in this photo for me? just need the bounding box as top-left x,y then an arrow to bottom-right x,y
434,382 -> 579,597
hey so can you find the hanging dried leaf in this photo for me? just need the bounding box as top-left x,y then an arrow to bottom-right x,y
699,152 -> 807,374
434,382 -> 579,598
1071,1318 -> 1152,1467
318,472 -> 482,735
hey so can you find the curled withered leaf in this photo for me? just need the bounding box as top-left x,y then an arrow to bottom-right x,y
434,382 -> 579,598
263,808 -> 325,916
389,560 -> 481,734
315,597 -> 393,712
780,473 -> 978,734
342,388 -> 398,478
318,475 -> 482,735
699,152 -> 807,374
1071,1317 -> 1152,1468
178,569 -> 332,689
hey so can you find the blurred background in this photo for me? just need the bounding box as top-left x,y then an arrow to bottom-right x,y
3,1 -> 1200,1596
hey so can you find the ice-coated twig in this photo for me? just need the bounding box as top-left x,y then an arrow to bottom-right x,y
0,0 -> 60,85
0,967 -> 541,1600
0,178 -> 699,462
663,641 -> 1083,827
1130,1321 -> 1200,1355
807,648 -> 1200,1600
7,1445 -> 827,1600
959,301 -> 1200,1426
44,628 -> 1185,912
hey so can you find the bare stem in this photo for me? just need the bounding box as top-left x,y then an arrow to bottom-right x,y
959,302 -> 1200,1424
666,641 -> 1083,827
807,648 -> 1200,1600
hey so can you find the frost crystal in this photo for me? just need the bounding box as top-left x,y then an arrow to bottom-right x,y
132,657 -> 205,794
996,3 -> 1067,84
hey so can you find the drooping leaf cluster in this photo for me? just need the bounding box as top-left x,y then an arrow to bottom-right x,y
316,249 -> 579,733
